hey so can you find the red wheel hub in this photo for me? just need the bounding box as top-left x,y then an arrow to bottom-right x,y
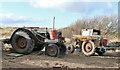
48,46 -> 57,55
15,36 -> 27,49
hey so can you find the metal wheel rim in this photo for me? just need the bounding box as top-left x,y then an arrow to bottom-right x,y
48,46 -> 57,56
15,36 -> 27,49
84,42 -> 93,53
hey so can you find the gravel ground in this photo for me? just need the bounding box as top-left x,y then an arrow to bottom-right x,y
1,50 -> 120,68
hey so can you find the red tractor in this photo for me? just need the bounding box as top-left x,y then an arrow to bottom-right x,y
3,17 -> 66,57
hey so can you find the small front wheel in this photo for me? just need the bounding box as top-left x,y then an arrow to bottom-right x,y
45,44 -> 60,57
66,45 -> 75,53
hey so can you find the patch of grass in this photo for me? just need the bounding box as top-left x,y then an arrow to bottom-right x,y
0,27 -> 16,39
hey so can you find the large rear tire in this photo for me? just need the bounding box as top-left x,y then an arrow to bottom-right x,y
82,41 -> 95,56
11,30 -> 35,54
45,44 -> 60,57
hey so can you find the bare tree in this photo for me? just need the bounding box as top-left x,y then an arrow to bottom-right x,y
60,14 -> 118,40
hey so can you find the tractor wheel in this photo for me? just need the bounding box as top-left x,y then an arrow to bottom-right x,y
45,44 -> 60,57
11,30 -> 35,54
82,41 -> 95,56
66,45 -> 75,53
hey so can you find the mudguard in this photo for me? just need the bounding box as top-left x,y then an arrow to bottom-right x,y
9,28 -> 39,45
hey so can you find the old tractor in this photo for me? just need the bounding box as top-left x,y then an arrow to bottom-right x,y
3,17 -> 66,57
67,29 -> 108,56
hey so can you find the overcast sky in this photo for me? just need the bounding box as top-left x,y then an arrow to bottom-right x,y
0,0 -> 118,28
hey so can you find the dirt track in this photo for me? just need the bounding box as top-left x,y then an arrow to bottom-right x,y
2,49 -> 120,68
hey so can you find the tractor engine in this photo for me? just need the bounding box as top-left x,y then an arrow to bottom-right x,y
50,30 -> 58,39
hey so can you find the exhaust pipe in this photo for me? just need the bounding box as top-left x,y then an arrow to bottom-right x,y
53,16 -> 55,30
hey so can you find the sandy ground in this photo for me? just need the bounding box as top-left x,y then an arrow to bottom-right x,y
1,49 -> 120,68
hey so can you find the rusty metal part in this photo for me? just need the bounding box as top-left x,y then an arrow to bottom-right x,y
48,46 -> 57,56
15,36 -> 27,49
72,35 -> 102,42
31,30 -> 47,44
4,48 -> 13,52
